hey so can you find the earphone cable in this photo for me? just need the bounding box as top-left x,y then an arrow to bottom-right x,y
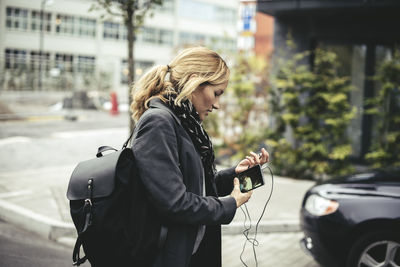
239,164 -> 274,267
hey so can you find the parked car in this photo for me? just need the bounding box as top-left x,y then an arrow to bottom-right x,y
299,167 -> 400,267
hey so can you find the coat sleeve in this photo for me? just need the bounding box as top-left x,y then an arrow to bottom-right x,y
132,110 -> 236,225
215,167 -> 236,197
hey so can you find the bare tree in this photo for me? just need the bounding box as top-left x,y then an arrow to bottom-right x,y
91,0 -> 163,127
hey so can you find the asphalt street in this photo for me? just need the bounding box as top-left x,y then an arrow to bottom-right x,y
0,219 -> 90,267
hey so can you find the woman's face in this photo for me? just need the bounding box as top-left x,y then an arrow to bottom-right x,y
191,81 -> 228,121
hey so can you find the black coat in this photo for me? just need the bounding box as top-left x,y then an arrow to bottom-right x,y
131,98 -> 237,267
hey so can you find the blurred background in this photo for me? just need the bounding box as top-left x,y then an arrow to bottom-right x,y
1,0 -> 399,180
0,0 -> 399,266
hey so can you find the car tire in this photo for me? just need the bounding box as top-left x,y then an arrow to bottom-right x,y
346,230 -> 400,267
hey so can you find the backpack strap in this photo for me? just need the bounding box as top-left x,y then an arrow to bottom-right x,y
72,179 -> 94,266
72,235 -> 87,266
122,130 -> 134,149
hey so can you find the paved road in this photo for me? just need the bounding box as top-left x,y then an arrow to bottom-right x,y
0,219 -> 90,267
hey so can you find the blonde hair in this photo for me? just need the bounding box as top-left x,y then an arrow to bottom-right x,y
130,47 -> 230,121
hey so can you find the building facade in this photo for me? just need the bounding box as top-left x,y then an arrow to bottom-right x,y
0,0 -> 238,99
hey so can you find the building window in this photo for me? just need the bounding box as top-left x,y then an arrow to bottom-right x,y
121,59 -> 153,84
79,17 -> 96,38
215,6 -> 237,24
55,53 -> 74,72
78,56 -> 95,73
103,21 -> 120,39
178,0 -> 214,21
178,1 -> 236,24
5,49 -> 27,69
137,27 -> 173,45
6,7 -> 29,31
55,14 -> 75,35
141,27 -> 157,43
160,29 -> 173,45
208,36 -> 236,51
121,26 -> 128,40
31,11 -> 52,32
179,32 -> 206,46
155,0 -> 174,13
30,51 -> 50,71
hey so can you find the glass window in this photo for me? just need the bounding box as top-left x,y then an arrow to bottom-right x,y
79,17 -> 96,38
321,44 -> 366,158
121,59 -> 153,84
31,11 -> 52,32
5,49 -> 27,69
214,36 -> 236,51
155,0 -> 174,13
30,51 -> 50,71
178,0 -> 214,21
121,26 -> 128,40
55,14 -> 75,35
216,6 -> 237,24
103,21 -> 120,39
159,29 -> 173,45
6,7 -> 28,31
137,27 -> 173,45
179,32 -> 206,46
78,56 -> 95,73
55,53 -> 74,72
142,27 -> 157,43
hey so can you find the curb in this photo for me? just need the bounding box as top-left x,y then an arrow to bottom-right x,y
0,113 -> 71,122
0,199 -> 75,241
222,220 -> 300,235
0,198 -> 301,247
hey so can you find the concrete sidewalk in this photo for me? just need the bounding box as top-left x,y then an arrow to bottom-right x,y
0,164 -> 315,246
0,113 -> 316,247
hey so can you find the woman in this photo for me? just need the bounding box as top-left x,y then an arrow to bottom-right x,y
130,47 -> 269,267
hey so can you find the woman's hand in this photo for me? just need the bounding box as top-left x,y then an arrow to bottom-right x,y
235,148 -> 269,174
230,178 -> 252,208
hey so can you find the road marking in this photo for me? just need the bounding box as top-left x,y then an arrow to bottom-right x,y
0,165 -> 76,178
0,136 -> 31,146
26,115 -> 64,122
51,127 -> 128,138
0,190 -> 32,199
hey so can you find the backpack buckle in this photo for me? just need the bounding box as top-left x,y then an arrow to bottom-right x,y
84,198 -> 92,206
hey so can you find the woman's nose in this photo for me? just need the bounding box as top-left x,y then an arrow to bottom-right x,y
212,99 -> 220,110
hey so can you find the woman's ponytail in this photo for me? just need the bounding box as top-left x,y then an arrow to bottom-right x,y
130,47 -> 230,121
130,65 -> 172,121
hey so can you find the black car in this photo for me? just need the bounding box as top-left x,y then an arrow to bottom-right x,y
300,167 -> 400,267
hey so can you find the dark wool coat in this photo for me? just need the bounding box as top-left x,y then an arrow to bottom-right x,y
131,98 -> 237,267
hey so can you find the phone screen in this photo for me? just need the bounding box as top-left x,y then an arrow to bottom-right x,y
238,165 -> 265,193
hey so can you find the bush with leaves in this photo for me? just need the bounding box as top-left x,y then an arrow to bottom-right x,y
365,49 -> 400,168
204,53 -> 270,163
267,45 -> 356,180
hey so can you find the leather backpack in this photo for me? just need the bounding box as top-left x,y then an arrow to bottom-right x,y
66,134 -> 164,266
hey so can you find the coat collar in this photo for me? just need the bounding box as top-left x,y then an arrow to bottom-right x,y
148,97 -> 181,125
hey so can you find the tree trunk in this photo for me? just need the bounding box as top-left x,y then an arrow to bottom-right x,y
126,4 -> 135,130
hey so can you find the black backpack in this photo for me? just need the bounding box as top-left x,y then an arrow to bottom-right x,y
66,134 -> 164,266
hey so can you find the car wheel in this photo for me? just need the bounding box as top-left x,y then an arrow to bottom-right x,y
347,231 -> 400,267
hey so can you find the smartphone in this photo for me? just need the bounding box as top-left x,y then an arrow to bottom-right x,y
238,164 -> 265,193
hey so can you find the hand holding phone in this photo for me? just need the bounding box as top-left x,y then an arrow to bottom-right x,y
237,164 -> 265,193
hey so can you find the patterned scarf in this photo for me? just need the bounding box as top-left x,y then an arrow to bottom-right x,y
164,94 -> 217,186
